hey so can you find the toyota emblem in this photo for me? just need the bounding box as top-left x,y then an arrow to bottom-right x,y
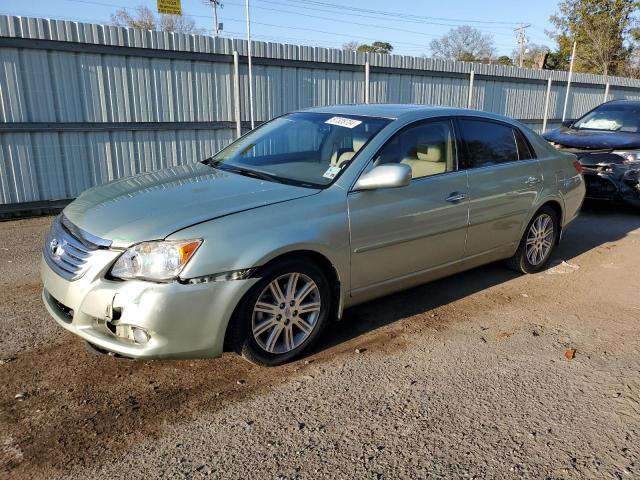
49,238 -> 65,258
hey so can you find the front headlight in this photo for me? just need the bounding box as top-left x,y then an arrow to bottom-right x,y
612,150 -> 640,163
110,239 -> 202,281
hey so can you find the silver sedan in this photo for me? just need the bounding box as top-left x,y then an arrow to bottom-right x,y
41,104 -> 585,365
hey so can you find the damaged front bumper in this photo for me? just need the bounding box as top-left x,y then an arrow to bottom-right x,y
571,151 -> 640,208
41,255 -> 258,359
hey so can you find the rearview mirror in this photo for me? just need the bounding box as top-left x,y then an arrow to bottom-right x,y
561,119 -> 574,128
353,164 -> 412,191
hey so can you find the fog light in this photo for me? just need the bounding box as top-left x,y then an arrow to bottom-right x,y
132,327 -> 150,344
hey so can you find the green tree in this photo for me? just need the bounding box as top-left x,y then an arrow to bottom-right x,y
626,27 -> 640,76
544,51 -> 568,70
429,26 -> 495,61
357,41 -> 394,54
548,0 -> 639,75
496,55 -> 513,66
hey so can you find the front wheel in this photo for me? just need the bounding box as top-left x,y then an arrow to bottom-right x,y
506,206 -> 559,274
230,258 -> 331,366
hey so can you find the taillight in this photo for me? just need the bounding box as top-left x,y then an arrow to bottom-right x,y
573,159 -> 583,175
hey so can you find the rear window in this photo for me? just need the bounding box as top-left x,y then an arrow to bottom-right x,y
514,129 -> 535,160
458,119 -> 519,168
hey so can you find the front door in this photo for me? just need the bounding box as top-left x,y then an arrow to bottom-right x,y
348,119 -> 470,293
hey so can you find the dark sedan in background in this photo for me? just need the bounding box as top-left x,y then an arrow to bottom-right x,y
544,100 -> 640,208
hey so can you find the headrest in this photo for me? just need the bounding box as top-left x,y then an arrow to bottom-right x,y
416,143 -> 443,162
352,134 -> 368,152
335,151 -> 356,166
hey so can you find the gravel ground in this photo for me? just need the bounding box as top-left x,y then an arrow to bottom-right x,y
1,205 -> 639,479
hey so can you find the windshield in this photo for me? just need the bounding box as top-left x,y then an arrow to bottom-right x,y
204,112 -> 391,187
573,103 -> 640,132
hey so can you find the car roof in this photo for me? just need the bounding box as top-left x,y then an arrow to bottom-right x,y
604,99 -> 640,106
299,103 -> 518,124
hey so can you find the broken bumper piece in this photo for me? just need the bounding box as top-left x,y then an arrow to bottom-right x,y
578,152 -> 640,208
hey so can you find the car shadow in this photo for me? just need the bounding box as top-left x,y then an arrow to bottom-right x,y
312,204 -> 640,354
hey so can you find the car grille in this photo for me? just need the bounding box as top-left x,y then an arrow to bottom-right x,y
555,145 -> 612,156
43,215 -> 111,281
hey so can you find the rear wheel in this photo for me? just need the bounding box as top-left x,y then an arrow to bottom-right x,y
507,206 -> 559,274
231,258 -> 331,366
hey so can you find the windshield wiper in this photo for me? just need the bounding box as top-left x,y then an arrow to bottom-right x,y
201,156 -> 219,166
218,164 -> 284,183
201,159 -> 318,187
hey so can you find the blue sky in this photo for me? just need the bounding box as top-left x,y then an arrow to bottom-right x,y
0,0 -> 558,57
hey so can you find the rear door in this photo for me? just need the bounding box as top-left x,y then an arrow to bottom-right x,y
457,118 -> 542,257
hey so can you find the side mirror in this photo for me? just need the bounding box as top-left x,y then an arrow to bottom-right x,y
561,119 -> 574,128
353,164 -> 412,191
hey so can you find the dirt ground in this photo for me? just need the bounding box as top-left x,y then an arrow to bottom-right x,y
1,204 -> 639,480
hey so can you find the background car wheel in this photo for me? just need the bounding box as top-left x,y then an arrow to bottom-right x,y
506,205 -> 559,274
231,258 -> 332,366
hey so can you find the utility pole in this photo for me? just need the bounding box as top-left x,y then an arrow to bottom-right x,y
562,40 -> 577,122
208,0 -> 222,37
245,0 -> 255,129
514,24 -> 530,68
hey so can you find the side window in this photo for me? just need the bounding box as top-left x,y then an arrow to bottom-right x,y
458,119 -> 519,168
514,128 -> 535,160
374,120 -> 456,179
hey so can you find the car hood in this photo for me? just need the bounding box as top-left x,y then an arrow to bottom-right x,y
63,163 -> 320,247
544,127 -> 640,150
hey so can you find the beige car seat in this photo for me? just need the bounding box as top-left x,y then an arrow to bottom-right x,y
401,123 -> 455,178
330,134 -> 368,167
401,141 -> 447,178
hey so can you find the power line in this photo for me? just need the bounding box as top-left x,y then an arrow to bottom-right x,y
287,0 -> 526,25
7,0 -> 532,55
247,0 -> 524,36
222,11 -> 445,41
223,0 -> 517,40
58,0 -> 531,39
225,18 -> 432,48
52,0 -> 435,49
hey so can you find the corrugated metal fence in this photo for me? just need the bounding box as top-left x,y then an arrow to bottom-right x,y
2,14 -> 640,208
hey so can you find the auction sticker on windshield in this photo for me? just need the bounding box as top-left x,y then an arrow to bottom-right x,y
322,166 -> 342,179
325,116 -> 362,128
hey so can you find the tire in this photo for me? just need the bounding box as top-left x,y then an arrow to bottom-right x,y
230,257 -> 332,366
506,206 -> 559,274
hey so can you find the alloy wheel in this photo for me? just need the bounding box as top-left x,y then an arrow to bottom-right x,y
251,272 -> 321,354
525,213 -> 554,266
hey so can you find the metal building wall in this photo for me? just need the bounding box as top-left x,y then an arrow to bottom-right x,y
1,14 -> 640,207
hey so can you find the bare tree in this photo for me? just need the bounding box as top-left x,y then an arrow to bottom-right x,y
342,41 -> 359,52
110,5 -> 205,34
430,26 -> 495,61
160,14 -> 204,34
511,43 -> 550,69
111,5 -> 155,30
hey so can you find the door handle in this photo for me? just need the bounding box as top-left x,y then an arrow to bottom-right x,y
445,192 -> 467,203
525,176 -> 541,185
